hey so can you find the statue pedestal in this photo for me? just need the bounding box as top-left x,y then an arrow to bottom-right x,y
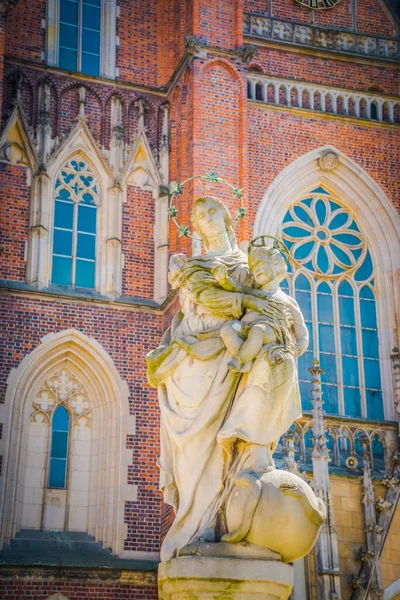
158,557 -> 293,600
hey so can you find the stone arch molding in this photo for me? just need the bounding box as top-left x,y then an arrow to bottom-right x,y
254,145 -> 400,420
0,329 -> 136,557
384,579 -> 400,600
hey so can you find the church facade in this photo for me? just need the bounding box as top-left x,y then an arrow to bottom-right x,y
0,0 -> 399,598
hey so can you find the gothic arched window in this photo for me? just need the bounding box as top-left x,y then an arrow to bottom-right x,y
281,187 -> 383,420
48,405 -> 70,489
51,158 -> 98,289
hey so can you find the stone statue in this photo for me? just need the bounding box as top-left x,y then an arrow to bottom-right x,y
147,196 -> 326,569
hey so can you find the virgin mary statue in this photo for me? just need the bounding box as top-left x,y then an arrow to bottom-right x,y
146,196 -> 303,562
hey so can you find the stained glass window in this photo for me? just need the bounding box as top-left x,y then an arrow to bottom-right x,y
51,158 -> 98,289
48,405 -> 70,489
59,0 -> 101,76
281,187 -> 383,419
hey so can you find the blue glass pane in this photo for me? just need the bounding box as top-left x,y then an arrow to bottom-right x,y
51,256 -> 72,286
355,250 -> 373,281
60,0 -> 78,25
319,324 -> 335,353
53,229 -> 73,256
296,291 -> 312,321
293,205 -> 314,227
360,285 -> 374,299
81,191 -> 96,205
360,298 -> 377,329
57,187 -> 73,200
48,458 -> 67,488
339,295 -> 355,326
282,225 -> 310,238
322,384 -> 338,414
305,322 -> 313,351
331,233 -> 361,246
317,292 -> 333,322
340,326 -> 357,356
315,199 -> 326,225
298,352 -> 313,381
84,0 -> 101,6
59,48 -> 78,71
293,241 -> 315,261
362,329 -> 379,359
83,4 -> 100,28
78,205 -> 96,233
317,281 -> 331,294
82,28 -> 100,54
366,389 -> 384,420
329,212 -> 349,230
364,359 -> 381,390
311,187 -> 328,194
339,280 -> 353,296
53,406 -> 69,431
316,245 -> 329,273
299,381 -> 312,411
54,202 -> 73,229
330,244 -> 353,267
77,233 -> 95,260
75,259 -> 95,288
81,53 -> 100,76
320,353 -> 337,384
295,274 -> 311,291
60,23 -> 78,50
51,431 -> 69,459
342,356 -> 359,387
344,387 -> 361,417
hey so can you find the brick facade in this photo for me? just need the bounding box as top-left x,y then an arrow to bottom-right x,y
0,0 -> 399,598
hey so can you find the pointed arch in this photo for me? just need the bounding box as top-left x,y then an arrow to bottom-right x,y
0,329 -> 134,556
254,146 -> 400,420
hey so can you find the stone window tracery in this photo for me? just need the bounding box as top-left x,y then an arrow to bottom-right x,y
51,158 -> 99,289
280,186 -> 383,420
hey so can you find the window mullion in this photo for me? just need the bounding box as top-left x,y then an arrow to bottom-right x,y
72,201 -> 79,286
310,275 -> 319,360
354,286 -> 367,417
78,0 -> 83,73
333,280 -> 344,415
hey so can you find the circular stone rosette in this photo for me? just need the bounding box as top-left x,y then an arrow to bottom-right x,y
281,192 -> 367,278
167,170 -> 246,238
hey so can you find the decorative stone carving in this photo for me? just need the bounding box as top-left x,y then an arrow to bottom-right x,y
237,44 -> 258,63
147,195 -> 326,576
32,367 -> 92,424
319,150 -> 340,171
184,35 -> 205,55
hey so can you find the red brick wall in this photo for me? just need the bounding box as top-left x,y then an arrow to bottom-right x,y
246,103 -> 400,224
118,0 -> 161,87
122,187 -> 155,299
4,0 -> 45,64
356,0 -> 395,36
0,164 -> 29,282
0,293 -> 164,555
249,48 -> 399,95
0,578 -> 158,599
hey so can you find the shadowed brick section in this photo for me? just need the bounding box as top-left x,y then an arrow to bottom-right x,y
122,187 -> 155,299
0,164 -> 29,282
0,578 -> 158,599
357,0 -> 396,36
4,0 -> 45,63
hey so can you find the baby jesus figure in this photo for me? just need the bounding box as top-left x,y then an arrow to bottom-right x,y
213,246 -> 309,372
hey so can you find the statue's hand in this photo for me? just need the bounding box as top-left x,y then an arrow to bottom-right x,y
261,298 -> 286,320
212,263 -> 228,284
